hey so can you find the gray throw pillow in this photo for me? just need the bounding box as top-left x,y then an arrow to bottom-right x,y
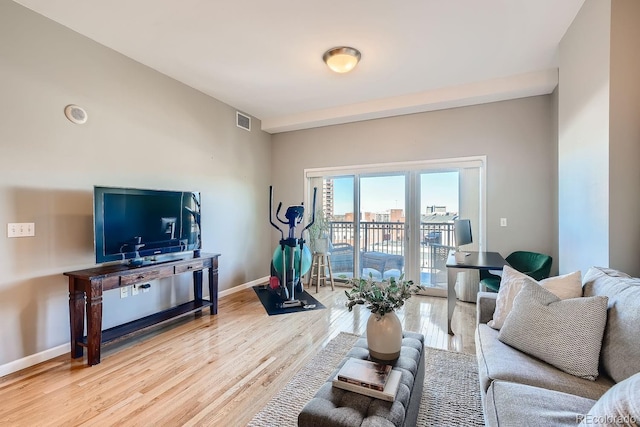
579,372 -> 640,426
498,282 -> 608,380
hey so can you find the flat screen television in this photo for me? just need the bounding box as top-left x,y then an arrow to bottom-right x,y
94,186 -> 201,265
454,219 -> 472,248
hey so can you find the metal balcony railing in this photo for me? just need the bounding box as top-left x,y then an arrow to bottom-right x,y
327,221 -> 456,284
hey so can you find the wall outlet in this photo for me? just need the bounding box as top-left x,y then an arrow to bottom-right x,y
7,222 -> 35,238
131,285 -> 139,296
141,284 -> 151,293
120,286 -> 129,298
500,218 -> 508,227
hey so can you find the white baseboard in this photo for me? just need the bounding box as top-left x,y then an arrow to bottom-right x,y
0,276 -> 270,378
218,276 -> 269,298
418,287 -> 447,298
0,343 -> 69,378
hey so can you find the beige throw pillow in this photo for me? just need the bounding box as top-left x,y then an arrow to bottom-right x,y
498,282 -> 608,380
488,266 -> 582,330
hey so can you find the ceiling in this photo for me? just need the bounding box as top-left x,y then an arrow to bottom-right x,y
14,0 -> 585,134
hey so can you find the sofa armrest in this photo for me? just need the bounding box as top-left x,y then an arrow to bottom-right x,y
477,292 -> 498,325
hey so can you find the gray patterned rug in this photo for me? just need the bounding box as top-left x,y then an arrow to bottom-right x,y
248,332 -> 485,426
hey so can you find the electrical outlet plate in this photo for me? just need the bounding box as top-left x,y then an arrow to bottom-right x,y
131,285 -> 139,296
142,285 -> 150,293
120,286 -> 129,298
500,218 -> 508,227
7,222 -> 35,238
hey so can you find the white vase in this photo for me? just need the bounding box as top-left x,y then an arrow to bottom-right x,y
366,311 -> 403,362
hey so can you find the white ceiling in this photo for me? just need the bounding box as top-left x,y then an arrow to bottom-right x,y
14,0 -> 585,134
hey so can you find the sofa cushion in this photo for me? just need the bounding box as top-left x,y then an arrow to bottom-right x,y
485,381 -> 596,427
579,372 -> 640,426
476,324 -> 613,400
477,292 -> 498,325
498,282 -> 608,380
488,267 -> 582,330
583,267 -> 640,383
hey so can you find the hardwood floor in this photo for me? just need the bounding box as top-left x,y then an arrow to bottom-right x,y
0,284 -> 477,426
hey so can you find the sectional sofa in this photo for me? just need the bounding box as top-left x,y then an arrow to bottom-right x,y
475,266 -> 640,426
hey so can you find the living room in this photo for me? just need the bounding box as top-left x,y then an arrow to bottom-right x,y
1,0 -> 639,425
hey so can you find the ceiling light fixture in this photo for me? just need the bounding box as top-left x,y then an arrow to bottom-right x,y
323,47 -> 361,74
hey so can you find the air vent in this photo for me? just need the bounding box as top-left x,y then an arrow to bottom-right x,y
236,111 -> 251,131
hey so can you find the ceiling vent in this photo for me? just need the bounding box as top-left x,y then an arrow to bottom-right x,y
236,111 -> 251,131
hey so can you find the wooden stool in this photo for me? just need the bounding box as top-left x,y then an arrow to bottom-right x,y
307,252 -> 335,293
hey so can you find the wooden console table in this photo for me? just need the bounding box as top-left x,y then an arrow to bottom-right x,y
64,253 -> 220,366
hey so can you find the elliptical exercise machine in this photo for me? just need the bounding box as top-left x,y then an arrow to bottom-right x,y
268,186 -> 317,309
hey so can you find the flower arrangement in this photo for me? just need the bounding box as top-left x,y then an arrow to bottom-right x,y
345,274 -> 425,317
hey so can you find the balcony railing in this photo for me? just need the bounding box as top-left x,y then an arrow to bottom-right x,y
327,221 -> 456,285
329,221 -> 455,253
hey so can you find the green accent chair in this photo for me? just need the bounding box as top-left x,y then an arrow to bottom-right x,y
480,251 -> 553,292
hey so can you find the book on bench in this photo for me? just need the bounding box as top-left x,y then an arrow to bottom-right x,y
336,357 -> 392,391
332,370 -> 402,402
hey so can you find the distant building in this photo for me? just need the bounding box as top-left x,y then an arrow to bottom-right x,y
425,205 -> 447,214
323,179 -> 334,217
374,213 -> 390,222
390,209 -> 404,223
421,213 -> 458,223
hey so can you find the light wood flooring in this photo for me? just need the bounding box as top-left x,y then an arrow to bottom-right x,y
0,284 -> 477,426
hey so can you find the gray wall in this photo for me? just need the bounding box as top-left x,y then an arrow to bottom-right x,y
609,0 -> 640,275
558,0 -> 611,275
559,0 -> 640,276
0,2 -> 272,366
271,96 -> 558,270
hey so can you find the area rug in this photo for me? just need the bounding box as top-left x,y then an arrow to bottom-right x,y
248,332 -> 485,426
252,285 -> 325,315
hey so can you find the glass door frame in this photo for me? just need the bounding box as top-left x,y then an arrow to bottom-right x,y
304,156 -> 487,285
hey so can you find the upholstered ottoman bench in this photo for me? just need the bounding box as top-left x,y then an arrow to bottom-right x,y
298,331 -> 425,427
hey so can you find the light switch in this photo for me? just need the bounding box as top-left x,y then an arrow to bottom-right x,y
7,223 -> 35,238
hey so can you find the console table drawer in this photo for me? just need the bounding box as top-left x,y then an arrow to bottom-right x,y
120,267 -> 173,286
175,260 -> 205,274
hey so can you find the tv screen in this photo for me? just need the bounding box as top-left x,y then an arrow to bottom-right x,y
94,186 -> 201,264
454,219 -> 472,247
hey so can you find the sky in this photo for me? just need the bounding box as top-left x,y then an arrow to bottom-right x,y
332,172 -> 459,215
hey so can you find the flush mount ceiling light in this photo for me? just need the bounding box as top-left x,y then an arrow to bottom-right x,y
323,46 -> 361,74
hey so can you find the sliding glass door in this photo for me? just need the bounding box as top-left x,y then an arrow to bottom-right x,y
305,157 -> 485,289
418,171 -> 459,289
360,175 -> 406,280
325,176 -> 356,278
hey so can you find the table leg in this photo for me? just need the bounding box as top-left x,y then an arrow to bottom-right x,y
193,270 -> 203,300
86,280 -> 103,366
447,267 -> 458,335
209,266 -> 217,315
193,269 -> 204,317
68,278 -> 85,359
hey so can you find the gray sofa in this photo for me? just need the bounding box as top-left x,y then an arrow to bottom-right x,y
475,266 -> 640,426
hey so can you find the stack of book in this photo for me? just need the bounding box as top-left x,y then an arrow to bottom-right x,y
332,357 -> 401,401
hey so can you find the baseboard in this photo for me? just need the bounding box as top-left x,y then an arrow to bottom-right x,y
0,343 -> 69,378
0,275 -> 270,378
418,287 -> 447,298
218,276 -> 269,297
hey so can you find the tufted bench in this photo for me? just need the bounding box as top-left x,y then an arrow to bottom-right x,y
298,332 -> 425,427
